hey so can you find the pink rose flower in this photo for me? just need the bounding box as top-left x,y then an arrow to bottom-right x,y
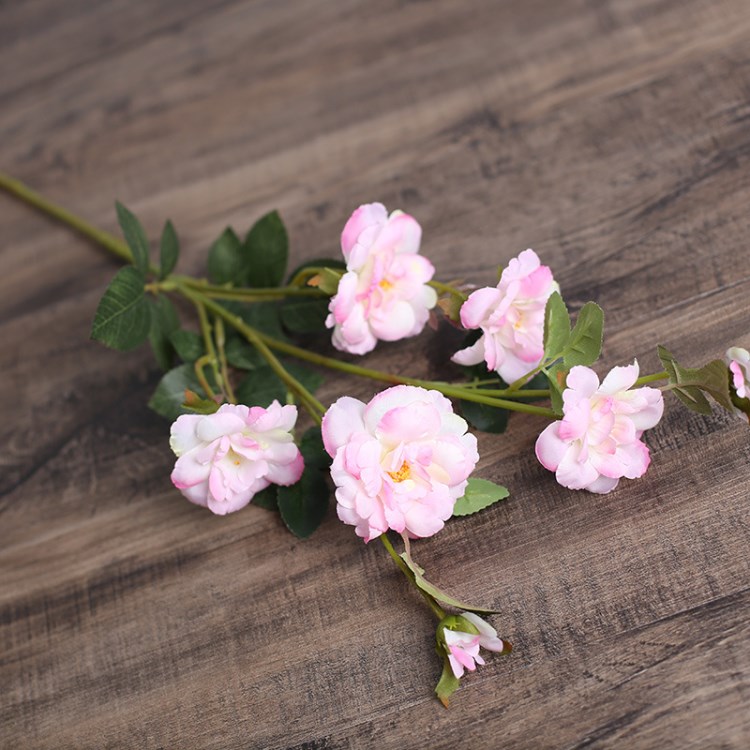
535,361 -> 664,493
321,385 -> 478,541
169,402 -> 304,515
727,346 -> 750,401
441,612 -> 509,679
452,248 -> 558,383
326,203 -> 437,355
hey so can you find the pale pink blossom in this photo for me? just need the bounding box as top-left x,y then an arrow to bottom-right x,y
170,402 -> 304,515
452,248 -> 558,383
321,385 -> 478,541
535,361 -> 663,494
442,612 -> 509,679
326,203 -> 437,355
727,346 -> 750,402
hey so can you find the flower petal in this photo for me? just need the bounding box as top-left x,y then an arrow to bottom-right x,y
321,396 -> 367,457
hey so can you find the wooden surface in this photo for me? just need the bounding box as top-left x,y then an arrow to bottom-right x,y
2,1 -> 749,747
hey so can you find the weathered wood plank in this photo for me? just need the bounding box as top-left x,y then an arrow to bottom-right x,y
1,0 -> 749,747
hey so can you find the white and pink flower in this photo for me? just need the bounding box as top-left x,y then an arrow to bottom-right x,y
321,385 -> 478,541
535,361 -> 664,494
452,248 -> 558,383
326,203 -> 437,355
727,346 -> 750,401
170,402 -> 304,515
441,612 -> 509,679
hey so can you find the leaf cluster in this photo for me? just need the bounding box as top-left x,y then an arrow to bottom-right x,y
91,203 -> 181,355
657,345 -> 733,415
91,202 -> 344,538
541,292 -> 605,414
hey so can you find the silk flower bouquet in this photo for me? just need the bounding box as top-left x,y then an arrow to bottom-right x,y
2,173 -> 748,706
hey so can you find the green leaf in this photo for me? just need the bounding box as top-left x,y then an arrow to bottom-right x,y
525,372 -> 549,390
400,552 -> 498,615
148,363 -> 215,421
459,392 -> 509,434
452,478 -> 509,517
313,267 -> 344,295
277,428 -> 331,537
252,485 -> 279,512
286,257 -> 346,284
224,337 -> 265,370
287,362 -> 324,395
244,210 -> 289,288
435,657 -> 461,708
148,295 -> 180,370
458,341 -> 509,431
563,302 -> 604,367
693,360 -> 735,412
277,473 -> 329,539
224,336 -> 267,370
299,426 -> 330,471
159,220 -> 179,279
208,227 -> 244,285
280,298 -> 330,334
543,292 -> 571,358
657,346 -> 733,414
91,266 -> 151,351
182,390 -> 220,415
115,201 -> 150,274
546,363 -> 567,416
234,301 -> 289,342
234,366 -> 284,407
169,330 -> 204,363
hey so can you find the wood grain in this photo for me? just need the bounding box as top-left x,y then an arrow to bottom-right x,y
1,0 -> 749,747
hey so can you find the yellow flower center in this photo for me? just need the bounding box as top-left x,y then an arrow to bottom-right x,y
379,278 -> 394,291
387,461 -> 412,483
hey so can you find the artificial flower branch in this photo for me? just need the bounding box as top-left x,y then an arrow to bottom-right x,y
2,174 -> 747,709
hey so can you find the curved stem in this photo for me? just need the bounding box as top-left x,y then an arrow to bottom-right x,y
194,354 -> 218,400
180,286 -> 325,424
0,172 -> 159,272
214,318 -> 237,404
203,316 -> 555,417
196,301 -> 222,385
380,534 -> 445,620
450,387 -> 550,399
178,277 -> 328,300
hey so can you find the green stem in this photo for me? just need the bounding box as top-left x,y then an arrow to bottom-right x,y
635,371 -> 668,386
214,318 -> 237,404
196,300 -> 224,393
506,362 -> 548,393
226,328 -> 555,417
178,276 -> 327,301
429,279 -> 468,301
191,285 -> 556,417
379,535 -> 445,620
450,387 -> 549,399
0,171 -> 160,272
455,378 -> 503,388
194,354 -> 218,401
181,286 -> 325,424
